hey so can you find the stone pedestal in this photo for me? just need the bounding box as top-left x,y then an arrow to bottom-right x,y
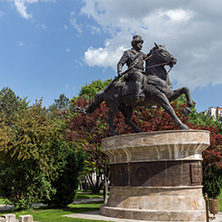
100,130 -> 210,221
1,214 -> 16,222
19,215 -> 33,222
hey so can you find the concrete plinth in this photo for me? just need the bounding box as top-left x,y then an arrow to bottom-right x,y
1,214 -> 16,222
100,130 -> 210,221
19,215 -> 33,222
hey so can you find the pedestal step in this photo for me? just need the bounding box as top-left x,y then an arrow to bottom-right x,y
100,206 -> 206,221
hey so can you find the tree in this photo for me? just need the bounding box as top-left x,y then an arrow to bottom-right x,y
67,98 -> 110,194
0,87 -> 29,117
67,79 -> 222,199
48,93 -> 70,112
78,79 -> 112,99
0,100 -> 68,210
67,79 -> 113,194
45,147 -> 85,207
68,89 -> 222,199
202,164 -> 222,198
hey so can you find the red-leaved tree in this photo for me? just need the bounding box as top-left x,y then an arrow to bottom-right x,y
67,97 -> 222,198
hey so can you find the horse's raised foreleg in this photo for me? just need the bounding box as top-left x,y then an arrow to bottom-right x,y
168,87 -> 193,116
119,105 -> 143,133
157,92 -> 189,130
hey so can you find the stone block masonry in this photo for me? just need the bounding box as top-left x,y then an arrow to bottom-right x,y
1,215 -> 16,222
19,215 -> 33,222
100,130 -> 210,221
0,215 -> 33,222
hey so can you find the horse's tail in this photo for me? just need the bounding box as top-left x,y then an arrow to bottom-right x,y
85,90 -> 104,113
75,90 -> 104,114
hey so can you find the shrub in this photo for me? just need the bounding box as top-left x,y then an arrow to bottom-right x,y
46,147 -> 86,207
203,164 -> 222,199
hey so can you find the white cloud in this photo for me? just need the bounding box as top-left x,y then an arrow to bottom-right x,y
80,0 -> 222,90
8,0 -> 54,19
74,59 -> 83,67
90,26 -> 101,35
15,0 -> 35,19
41,24 -> 48,29
84,36 -> 129,69
85,46 -> 120,68
17,41 -> 25,47
65,84 -> 70,90
0,11 -> 4,18
69,11 -> 82,34
163,9 -> 193,22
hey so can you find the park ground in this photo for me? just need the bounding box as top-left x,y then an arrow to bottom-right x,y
1,191 -> 222,222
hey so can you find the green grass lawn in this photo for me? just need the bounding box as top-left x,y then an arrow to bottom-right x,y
1,190 -> 221,222
1,202 -> 109,222
0,198 -> 5,204
0,192 -> 109,222
76,192 -> 103,200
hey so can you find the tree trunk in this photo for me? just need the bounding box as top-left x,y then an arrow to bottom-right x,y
103,170 -> 110,204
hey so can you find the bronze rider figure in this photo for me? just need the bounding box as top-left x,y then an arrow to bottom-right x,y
117,35 -> 147,101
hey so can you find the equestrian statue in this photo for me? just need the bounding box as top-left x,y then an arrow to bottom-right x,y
76,35 -> 193,136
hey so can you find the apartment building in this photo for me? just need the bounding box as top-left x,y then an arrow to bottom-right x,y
204,107 -> 222,120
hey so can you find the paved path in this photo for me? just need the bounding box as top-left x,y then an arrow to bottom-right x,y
214,213 -> 222,222
0,203 -> 47,211
2,199 -> 222,222
65,210 -> 222,222
0,204 -> 12,211
73,197 -> 103,204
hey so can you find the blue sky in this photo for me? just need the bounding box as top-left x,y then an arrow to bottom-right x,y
0,0 -> 222,112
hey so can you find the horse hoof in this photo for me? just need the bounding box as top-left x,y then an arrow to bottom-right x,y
74,107 -> 85,113
183,107 -> 192,117
136,130 -> 144,133
151,105 -> 157,109
180,124 -> 189,130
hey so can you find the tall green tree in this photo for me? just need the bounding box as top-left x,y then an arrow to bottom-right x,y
48,93 -> 70,112
68,79 -> 113,194
67,99 -> 109,194
0,87 -> 29,117
46,147 -> 85,207
78,79 -> 112,99
0,100 -> 67,210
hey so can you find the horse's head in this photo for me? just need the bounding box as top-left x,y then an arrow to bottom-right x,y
150,43 -> 177,67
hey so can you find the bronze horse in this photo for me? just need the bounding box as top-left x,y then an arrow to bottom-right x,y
77,43 -> 193,135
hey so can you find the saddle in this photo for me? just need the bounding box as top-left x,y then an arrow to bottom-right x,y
122,80 -> 135,96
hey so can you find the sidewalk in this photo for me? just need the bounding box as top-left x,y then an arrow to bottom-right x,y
1,200 -> 222,222
66,210 -> 222,222
0,203 -> 47,211
0,204 -> 12,211
0,197 -> 103,212
214,213 -> 222,222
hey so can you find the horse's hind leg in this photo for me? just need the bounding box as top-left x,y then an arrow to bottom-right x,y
157,93 -> 189,130
108,106 -> 119,136
169,87 -> 193,116
119,105 -> 143,133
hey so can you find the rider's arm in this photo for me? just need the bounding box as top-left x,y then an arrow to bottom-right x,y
117,51 -> 129,76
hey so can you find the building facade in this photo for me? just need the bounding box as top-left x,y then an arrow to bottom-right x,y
204,106 -> 222,120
